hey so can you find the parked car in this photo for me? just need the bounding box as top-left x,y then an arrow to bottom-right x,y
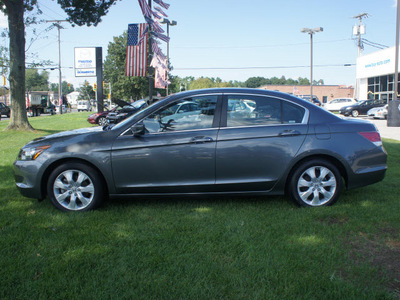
87,106 -> 118,127
339,99 -> 386,117
106,99 -> 147,124
0,102 -> 10,118
77,100 -> 92,112
324,98 -> 357,111
14,88 -> 387,212
367,104 -> 388,119
298,95 -> 322,106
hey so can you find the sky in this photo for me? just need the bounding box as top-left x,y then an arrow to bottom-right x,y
0,0 -> 398,90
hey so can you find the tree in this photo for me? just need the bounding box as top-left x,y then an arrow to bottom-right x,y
50,81 -> 75,95
77,81 -> 95,100
1,0 -> 119,130
245,77 -> 269,88
26,69 -> 49,91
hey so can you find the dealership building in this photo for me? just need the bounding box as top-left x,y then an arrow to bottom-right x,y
356,46 -> 399,101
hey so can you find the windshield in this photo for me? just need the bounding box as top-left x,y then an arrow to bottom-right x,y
132,100 -> 146,108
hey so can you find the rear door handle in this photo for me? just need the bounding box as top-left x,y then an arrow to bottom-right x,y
278,130 -> 301,137
190,136 -> 214,144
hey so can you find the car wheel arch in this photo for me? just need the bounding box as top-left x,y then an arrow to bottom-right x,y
284,154 -> 348,194
40,158 -> 109,201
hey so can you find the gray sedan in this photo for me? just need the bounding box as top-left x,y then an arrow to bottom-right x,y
14,88 -> 387,211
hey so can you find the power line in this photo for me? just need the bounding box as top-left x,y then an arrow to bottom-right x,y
174,64 -> 355,71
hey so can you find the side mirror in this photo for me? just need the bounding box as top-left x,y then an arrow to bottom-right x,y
131,122 -> 145,136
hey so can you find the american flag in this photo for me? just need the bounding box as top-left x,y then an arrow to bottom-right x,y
137,0 -> 152,18
126,23 -> 148,77
154,0 -> 170,10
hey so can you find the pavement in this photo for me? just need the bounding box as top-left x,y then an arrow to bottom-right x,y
364,118 -> 400,141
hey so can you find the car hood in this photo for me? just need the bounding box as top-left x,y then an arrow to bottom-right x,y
112,99 -> 131,107
27,126 -> 103,146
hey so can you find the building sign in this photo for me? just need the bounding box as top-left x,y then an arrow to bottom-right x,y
356,47 -> 396,79
74,47 -> 96,77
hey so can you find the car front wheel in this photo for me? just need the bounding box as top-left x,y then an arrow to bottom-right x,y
351,110 -> 359,117
288,159 -> 342,207
47,162 -> 105,212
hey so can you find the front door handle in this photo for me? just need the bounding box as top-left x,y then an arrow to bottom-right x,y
190,136 -> 214,144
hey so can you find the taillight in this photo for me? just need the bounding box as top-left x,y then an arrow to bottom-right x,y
359,131 -> 382,147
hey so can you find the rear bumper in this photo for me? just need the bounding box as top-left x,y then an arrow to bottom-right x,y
347,165 -> 387,190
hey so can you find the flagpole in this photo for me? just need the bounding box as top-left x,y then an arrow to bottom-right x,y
148,0 -> 154,104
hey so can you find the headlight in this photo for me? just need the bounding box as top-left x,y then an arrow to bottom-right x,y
18,145 -> 51,161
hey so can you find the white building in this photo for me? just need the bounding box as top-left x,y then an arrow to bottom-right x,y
357,46 -> 398,101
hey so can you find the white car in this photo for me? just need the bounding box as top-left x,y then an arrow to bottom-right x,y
324,98 -> 357,111
77,100 -> 91,112
367,104 -> 388,119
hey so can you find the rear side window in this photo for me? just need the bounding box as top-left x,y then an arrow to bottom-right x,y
227,95 -> 281,127
282,101 -> 305,124
226,95 -> 305,127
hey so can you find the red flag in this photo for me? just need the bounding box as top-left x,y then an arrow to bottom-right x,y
125,24 -> 148,77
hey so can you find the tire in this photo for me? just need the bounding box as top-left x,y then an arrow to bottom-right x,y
47,162 -> 105,212
288,159 -> 342,207
97,117 -> 108,127
351,110 -> 359,117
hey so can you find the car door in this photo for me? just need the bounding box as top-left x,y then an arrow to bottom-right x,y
111,94 -> 221,194
216,94 -> 308,191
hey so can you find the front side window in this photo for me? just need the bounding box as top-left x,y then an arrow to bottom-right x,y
142,95 -> 217,133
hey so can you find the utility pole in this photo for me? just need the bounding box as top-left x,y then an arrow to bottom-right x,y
388,0 -> 400,127
46,20 -> 68,114
148,0 -> 154,104
353,13 -> 368,100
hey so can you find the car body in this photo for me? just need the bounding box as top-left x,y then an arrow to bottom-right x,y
77,100 -> 91,112
367,104 -> 388,119
0,102 -> 10,118
106,99 -> 147,124
339,99 -> 386,117
298,95 -> 322,106
14,88 -> 387,212
324,98 -> 357,111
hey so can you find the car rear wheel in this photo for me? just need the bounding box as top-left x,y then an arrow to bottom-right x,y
288,159 -> 342,207
47,162 -> 105,212
351,110 -> 359,117
97,116 -> 108,126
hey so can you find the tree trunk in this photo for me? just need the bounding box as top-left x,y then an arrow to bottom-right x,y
5,0 -> 33,131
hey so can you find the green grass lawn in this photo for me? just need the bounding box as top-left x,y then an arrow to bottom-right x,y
1,113 -> 399,299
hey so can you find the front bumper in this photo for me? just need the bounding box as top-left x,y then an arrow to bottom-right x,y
13,160 -> 44,200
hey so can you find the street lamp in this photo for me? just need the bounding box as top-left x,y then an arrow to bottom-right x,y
301,27 -> 323,102
160,18 -> 177,96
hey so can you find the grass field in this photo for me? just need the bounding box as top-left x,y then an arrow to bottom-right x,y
1,113 -> 399,299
